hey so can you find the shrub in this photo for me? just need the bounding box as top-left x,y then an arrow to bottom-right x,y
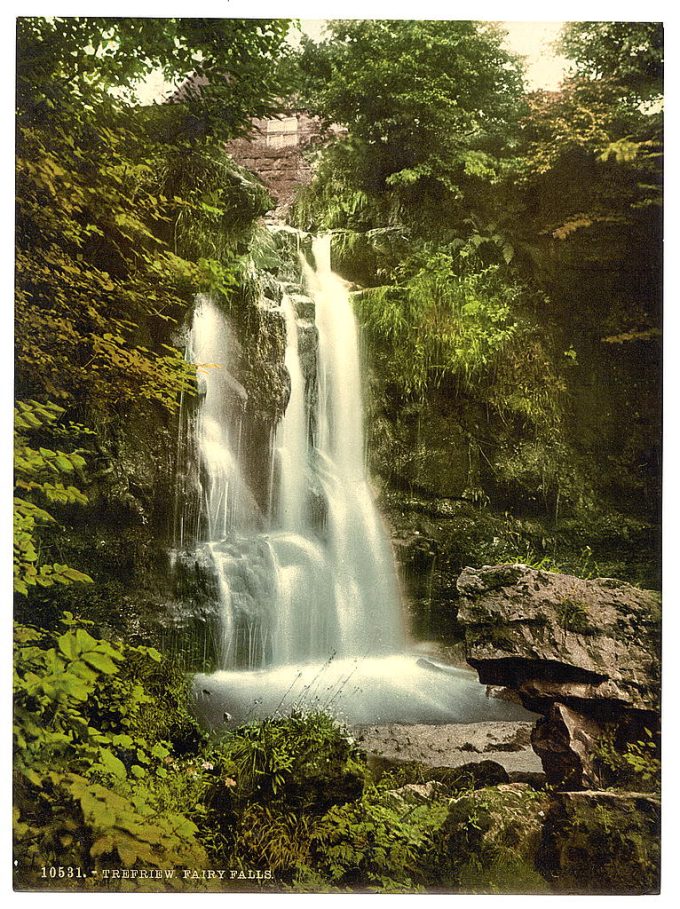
213,711 -> 365,809
13,614 -> 210,891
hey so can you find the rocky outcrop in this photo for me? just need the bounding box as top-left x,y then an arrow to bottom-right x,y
456,564 -> 660,789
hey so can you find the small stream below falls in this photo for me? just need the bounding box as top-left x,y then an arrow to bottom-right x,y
179,234 -> 532,729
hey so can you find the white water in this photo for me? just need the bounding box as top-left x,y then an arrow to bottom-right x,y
184,239 -> 531,726
189,295 -> 256,540
304,235 -> 403,656
188,240 -> 403,671
273,294 -> 308,533
192,654 -> 531,728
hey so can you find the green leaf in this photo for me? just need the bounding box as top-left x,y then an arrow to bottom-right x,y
91,834 -> 116,858
82,650 -> 119,675
22,767 -> 44,787
54,455 -> 75,472
57,632 -> 80,660
61,566 -> 94,584
75,628 -> 98,653
97,749 -> 127,780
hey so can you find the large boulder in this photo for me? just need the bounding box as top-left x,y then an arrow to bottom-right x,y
354,721 -> 544,784
456,564 -> 660,788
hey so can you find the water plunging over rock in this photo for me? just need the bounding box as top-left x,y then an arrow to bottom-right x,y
179,236 -> 534,726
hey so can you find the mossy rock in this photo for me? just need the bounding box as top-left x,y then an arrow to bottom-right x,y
538,790 -> 660,894
432,784 -> 551,893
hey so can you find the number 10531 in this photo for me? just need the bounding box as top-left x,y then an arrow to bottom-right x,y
41,866 -> 86,879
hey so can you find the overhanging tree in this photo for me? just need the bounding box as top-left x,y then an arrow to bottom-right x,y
15,17 -> 293,595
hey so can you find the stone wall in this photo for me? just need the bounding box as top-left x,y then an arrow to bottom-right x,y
228,112 -> 335,211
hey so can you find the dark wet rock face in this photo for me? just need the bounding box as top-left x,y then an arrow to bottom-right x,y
456,564 -> 660,789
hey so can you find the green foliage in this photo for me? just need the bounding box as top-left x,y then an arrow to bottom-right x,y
555,598 -> 595,635
162,144 -> 273,266
356,255 -> 522,398
214,711 -> 365,807
354,243 -> 575,513
230,804 -> 319,877
474,509 -> 659,588
431,786 -> 550,893
297,20 -> 524,200
14,401 -> 92,596
15,16 -> 293,418
292,21 -> 526,253
559,22 -> 663,106
621,738 -> 661,788
15,106 -> 200,415
492,438 -> 594,517
14,615 -> 210,890
294,20 -> 661,531
304,798 -> 428,892
514,24 -> 662,368
17,17 -> 292,141
544,793 -> 660,894
595,729 -> 660,792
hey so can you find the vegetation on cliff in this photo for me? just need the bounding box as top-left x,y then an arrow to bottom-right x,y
15,17 -> 290,610
291,20 -> 661,586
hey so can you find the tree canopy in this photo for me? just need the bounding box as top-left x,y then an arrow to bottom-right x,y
291,19 -> 662,522
15,17 -> 293,595
559,21 -> 663,106
293,19 -> 525,227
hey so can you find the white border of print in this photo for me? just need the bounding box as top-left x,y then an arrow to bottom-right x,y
1,3 -> 675,907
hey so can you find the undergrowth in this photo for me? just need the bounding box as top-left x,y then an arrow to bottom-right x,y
13,614 -> 660,894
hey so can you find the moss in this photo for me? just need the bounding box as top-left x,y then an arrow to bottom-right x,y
467,624 -> 517,653
373,760 -> 509,794
556,597 -> 596,635
540,793 -> 660,894
431,785 -> 551,893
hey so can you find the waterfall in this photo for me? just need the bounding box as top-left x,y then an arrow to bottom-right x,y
186,240 -> 404,672
273,293 -> 308,533
305,235 -> 403,656
189,294 -> 256,539
183,237 -> 532,727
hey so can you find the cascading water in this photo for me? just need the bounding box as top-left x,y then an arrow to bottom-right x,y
305,236 -> 403,656
273,293 -> 308,533
184,237 -> 531,727
189,294 -> 254,540
186,294 -> 271,667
